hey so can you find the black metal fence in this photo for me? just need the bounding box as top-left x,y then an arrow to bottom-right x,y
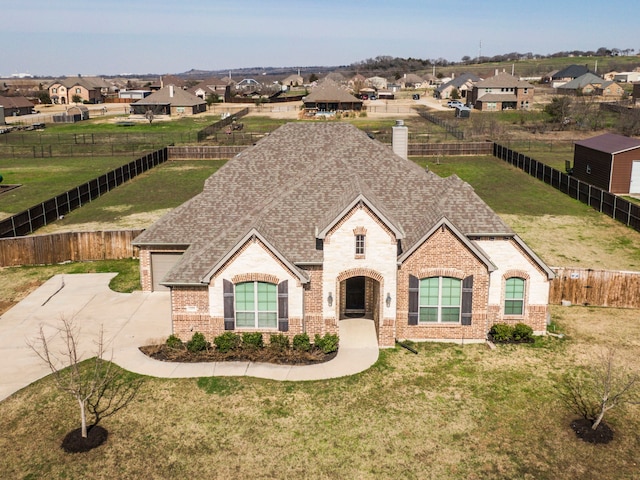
0,147 -> 168,238
493,143 -> 640,232
416,110 -> 465,140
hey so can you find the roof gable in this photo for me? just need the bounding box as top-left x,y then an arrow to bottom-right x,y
398,217 -> 497,271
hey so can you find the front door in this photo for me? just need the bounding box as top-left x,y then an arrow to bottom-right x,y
344,276 -> 365,317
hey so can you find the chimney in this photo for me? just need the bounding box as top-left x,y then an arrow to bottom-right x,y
169,85 -> 174,98
392,119 -> 408,160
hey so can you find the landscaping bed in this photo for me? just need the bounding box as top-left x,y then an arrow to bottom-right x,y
139,344 -> 337,365
139,331 -> 339,365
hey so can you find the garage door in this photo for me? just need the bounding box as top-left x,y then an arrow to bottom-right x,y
151,252 -> 183,291
630,161 -> 640,194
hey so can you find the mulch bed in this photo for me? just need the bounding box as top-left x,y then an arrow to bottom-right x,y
569,418 -> 614,444
61,425 -> 108,453
487,334 -> 534,345
140,344 -> 338,365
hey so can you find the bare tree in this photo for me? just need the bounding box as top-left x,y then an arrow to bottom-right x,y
144,109 -> 154,124
28,317 -> 142,439
560,348 -> 640,431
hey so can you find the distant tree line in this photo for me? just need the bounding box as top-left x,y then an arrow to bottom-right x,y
350,47 -> 637,75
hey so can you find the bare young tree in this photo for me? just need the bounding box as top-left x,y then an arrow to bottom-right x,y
28,317 -> 142,439
560,348 -> 640,431
144,109 -> 154,124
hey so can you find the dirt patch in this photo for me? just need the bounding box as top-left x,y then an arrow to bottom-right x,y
61,425 -> 108,453
569,418 -> 614,444
140,344 -> 337,365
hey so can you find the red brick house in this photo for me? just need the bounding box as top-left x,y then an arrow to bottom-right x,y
573,133 -> 640,194
133,123 -> 553,347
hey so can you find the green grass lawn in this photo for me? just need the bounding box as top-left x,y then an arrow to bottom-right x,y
0,156 -> 136,217
0,306 -> 638,479
42,160 -> 226,229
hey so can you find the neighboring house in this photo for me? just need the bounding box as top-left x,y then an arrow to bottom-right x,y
572,133 -> 640,194
614,72 -> 640,83
302,79 -> 363,115
435,73 -> 482,100
281,73 -> 304,87
48,76 -> 111,104
398,73 -> 425,89
235,78 -> 262,90
0,96 -> 34,116
548,65 -> 593,88
187,77 -> 227,101
557,73 -> 624,98
468,72 -> 534,111
131,85 -> 206,116
118,90 -> 152,101
133,122 -> 553,348
366,76 -> 388,90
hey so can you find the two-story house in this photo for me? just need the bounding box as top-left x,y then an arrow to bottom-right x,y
468,72 -> 535,111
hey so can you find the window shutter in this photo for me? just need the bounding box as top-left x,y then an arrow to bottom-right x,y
461,275 -> 473,325
223,279 -> 235,330
408,275 -> 419,325
278,280 -> 289,332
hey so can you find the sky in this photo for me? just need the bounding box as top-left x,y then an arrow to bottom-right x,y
1,0 -> 637,77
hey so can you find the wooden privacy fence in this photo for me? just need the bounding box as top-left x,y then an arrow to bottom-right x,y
408,142 -> 492,156
168,145 -> 245,159
550,267 -> 640,308
493,143 -> 640,233
0,230 -> 143,267
0,147 -> 168,238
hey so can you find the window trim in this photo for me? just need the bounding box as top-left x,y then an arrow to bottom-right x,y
418,276 -> 462,324
504,277 -> 525,316
234,280 -> 278,329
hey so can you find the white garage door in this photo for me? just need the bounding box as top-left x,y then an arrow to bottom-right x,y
630,161 -> 640,194
151,252 -> 183,291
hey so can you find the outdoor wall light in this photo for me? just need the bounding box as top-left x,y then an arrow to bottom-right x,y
386,293 -> 392,308
327,292 -> 333,307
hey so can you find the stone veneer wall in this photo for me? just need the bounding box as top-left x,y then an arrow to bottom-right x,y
396,228 -> 490,341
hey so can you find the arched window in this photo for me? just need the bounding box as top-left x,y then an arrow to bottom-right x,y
505,277 -> 525,315
235,281 -> 277,328
419,277 -> 461,323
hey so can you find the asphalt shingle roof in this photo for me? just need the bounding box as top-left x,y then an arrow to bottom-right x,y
134,123 -> 513,284
133,86 -> 206,107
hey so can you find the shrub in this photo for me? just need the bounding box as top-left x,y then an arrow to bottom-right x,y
242,332 -> 264,349
314,333 -> 339,354
166,334 -> 184,349
489,323 -> 514,342
292,333 -> 311,352
186,332 -> 209,353
269,334 -> 290,351
513,323 -> 534,342
214,332 -> 241,353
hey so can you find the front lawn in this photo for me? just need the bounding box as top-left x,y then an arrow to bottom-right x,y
0,305 -> 638,479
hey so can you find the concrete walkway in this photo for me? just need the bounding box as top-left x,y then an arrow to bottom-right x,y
0,274 -> 379,402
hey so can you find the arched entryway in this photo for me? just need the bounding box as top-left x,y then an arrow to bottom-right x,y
337,269 -> 384,343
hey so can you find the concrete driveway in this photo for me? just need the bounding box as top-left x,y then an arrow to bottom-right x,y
0,273 -> 379,402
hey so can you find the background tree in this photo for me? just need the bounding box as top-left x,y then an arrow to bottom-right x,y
71,94 -> 83,104
544,96 -> 572,128
28,317 -> 142,450
145,109 -> 154,124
